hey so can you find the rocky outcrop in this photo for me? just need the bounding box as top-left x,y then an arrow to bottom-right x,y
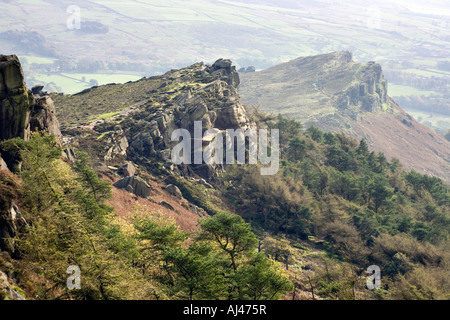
337,61 -> 388,112
113,176 -> 152,199
31,84 -> 44,96
0,54 -> 62,143
0,55 -> 33,141
238,66 -> 256,74
56,58 -> 256,179
240,51 -> 390,120
103,130 -> 129,162
117,162 -> 136,177
124,59 -> 255,167
62,147 -> 76,163
210,59 -> 240,88
30,95 -> 63,142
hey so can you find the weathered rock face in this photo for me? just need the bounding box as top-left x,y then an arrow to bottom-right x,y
30,95 -> 63,142
336,61 -> 388,113
123,59 -> 255,164
58,58 -> 256,180
31,84 -> 44,96
0,54 -> 62,143
211,58 -> 240,88
104,132 -> 128,162
62,147 -> 76,163
113,176 -> 152,198
0,55 -> 33,141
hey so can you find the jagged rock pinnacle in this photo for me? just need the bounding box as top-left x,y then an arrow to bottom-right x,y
0,54 -> 62,143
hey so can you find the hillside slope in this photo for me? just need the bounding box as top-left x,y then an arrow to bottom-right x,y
1,55 -> 449,301
238,51 -> 450,182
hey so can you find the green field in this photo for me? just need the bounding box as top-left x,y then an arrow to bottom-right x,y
26,72 -> 143,94
403,108 -> 450,134
388,84 -> 440,97
20,55 -> 57,65
403,68 -> 450,78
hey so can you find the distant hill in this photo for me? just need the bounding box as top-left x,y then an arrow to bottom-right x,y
1,0 -> 449,100
239,51 -> 450,182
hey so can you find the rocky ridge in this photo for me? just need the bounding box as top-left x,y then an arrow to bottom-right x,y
64,58 -> 256,180
239,51 -> 450,182
239,51 -> 390,128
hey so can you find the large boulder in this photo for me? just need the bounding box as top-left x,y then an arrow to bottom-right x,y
158,201 -> 174,211
30,95 -> 63,142
104,132 -> 129,161
31,84 -> 44,96
113,176 -> 151,198
117,162 -> 136,177
0,155 -> 7,171
164,184 -> 183,199
212,58 -> 240,88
